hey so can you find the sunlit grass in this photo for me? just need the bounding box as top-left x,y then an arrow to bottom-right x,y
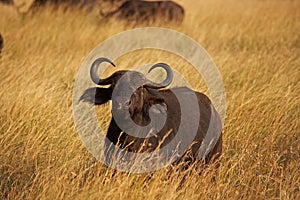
0,0 -> 299,199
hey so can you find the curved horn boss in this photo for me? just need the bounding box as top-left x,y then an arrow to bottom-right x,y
144,63 -> 174,89
90,57 -> 116,85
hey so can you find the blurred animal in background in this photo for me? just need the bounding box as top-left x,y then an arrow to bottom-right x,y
28,0 -> 98,10
0,0 -> 13,4
0,0 -> 100,13
1,0 -> 185,24
80,58 -> 222,167
100,0 -> 184,24
0,33 -> 3,55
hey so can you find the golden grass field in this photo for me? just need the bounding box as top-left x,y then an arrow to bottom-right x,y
0,0 -> 299,199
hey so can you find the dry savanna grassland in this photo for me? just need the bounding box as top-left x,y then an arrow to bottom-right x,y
0,0 -> 299,199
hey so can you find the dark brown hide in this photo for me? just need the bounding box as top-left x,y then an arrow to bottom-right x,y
0,33 -> 3,54
81,67 -> 222,167
102,0 -> 184,23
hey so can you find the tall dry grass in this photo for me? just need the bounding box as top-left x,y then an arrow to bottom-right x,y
0,0 -> 299,199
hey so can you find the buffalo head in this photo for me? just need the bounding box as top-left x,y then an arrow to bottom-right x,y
80,57 -> 173,127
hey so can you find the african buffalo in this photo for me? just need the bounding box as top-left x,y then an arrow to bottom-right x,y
80,58 -> 222,168
0,33 -> 3,54
12,0 -> 98,12
100,0 -> 185,24
0,0 -> 13,4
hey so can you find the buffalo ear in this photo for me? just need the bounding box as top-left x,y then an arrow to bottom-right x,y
80,87 -> 112,105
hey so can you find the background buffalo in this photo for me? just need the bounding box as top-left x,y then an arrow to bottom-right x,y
100,0 -> 184,24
